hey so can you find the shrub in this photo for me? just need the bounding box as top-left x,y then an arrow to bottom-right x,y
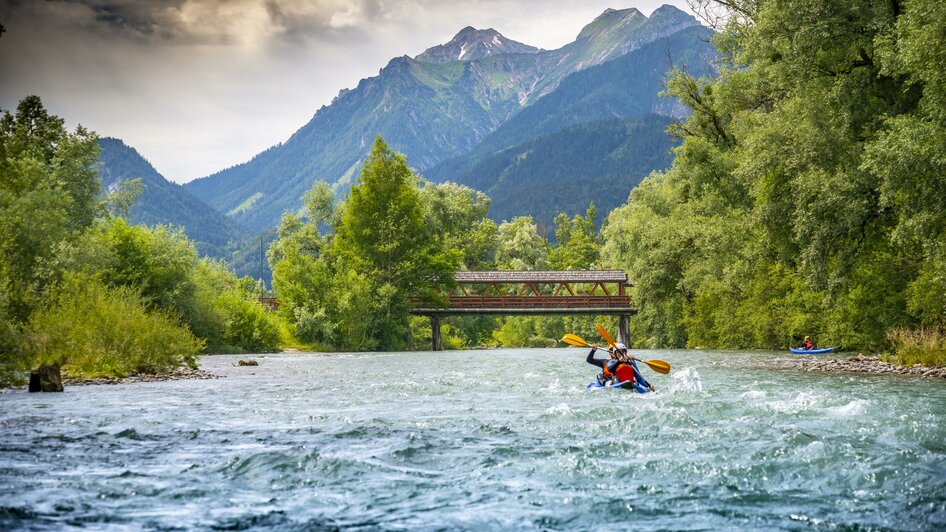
216,293 -> 282,353
885,327 -> 946,367
25,274 -> 204,378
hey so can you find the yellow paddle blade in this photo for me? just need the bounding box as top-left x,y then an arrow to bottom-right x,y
561,334 -> 590,347
596,323 -> 617,349
640,359 -> 671,374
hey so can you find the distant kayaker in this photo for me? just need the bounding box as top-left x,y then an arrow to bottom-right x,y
800,336 -> 815,350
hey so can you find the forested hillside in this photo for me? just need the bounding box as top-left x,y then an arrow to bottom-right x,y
184,6 -> 704,232
98,138 -> 247,257
449,115 -> 675,228
601,0 -> 946,359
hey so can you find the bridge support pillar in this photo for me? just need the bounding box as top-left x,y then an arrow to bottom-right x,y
431,316 -> 442,351
618,314 -> 630,347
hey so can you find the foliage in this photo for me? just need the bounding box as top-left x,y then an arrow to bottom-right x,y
886,327 -> 946,368
25,274 -> 204,378
0,96 -> 101,323
419,181 -> 497,268
59,215 -> 282,354
269,138 -> 462,351
496,217 -> 549,270
332,137 -> 459,350
601,0 -> 946,353
549,204 -> 601,269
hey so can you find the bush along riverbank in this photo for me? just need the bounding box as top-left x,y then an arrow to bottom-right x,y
0,97 -> 288,389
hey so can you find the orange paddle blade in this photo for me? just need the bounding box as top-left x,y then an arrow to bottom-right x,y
596,323 -> 617,349
640,359 -> 671,374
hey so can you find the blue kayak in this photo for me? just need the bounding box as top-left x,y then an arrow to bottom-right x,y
587,380 -> 651,393
790,346 -> 839,355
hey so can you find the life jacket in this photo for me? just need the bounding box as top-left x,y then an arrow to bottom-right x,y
602,361 -> 615,378
614,363 -> 636,384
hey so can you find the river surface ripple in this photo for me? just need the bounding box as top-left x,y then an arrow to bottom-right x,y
1,349 -> 945,530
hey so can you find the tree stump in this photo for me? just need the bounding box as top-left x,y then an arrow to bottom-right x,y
28,364 -> 64,392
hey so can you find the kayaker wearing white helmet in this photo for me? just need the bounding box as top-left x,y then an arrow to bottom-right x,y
609,342 -> 655,392
586,342 -> 655,391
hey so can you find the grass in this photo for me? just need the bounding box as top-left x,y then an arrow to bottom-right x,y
227,192 -> 263,216
26,275 -> 204,379
885,327 -> 946,367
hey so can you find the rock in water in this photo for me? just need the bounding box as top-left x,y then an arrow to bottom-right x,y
28,365 -> 64,392
238,360 -> 259,367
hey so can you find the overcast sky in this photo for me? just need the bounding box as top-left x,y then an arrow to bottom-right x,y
0,0 -> 696,184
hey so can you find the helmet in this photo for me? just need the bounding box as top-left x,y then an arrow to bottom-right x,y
804,336 -> 810,341
615,342 -> 627,352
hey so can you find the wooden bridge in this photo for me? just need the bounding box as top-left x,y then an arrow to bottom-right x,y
413,270 -> 635,350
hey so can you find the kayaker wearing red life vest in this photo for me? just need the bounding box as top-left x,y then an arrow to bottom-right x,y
800,336 -> 815,350
586,344 -> 617,386
586,342 -> 655,392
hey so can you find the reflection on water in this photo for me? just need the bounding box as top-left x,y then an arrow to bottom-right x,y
1,349 -> 945,529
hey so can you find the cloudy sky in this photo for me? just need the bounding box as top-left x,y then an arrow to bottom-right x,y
0,0 -> 696,183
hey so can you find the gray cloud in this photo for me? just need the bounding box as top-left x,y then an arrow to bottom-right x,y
0,0 -> 695,183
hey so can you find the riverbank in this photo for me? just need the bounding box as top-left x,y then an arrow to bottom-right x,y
788,354 -> 946,379
62,366 -> 221,386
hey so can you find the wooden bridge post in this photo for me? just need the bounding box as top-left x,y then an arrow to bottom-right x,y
431,315 -> 442,351
618,314 -> 631,347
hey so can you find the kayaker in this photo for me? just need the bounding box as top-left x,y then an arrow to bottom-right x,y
800,336 -> 815,350
611,343 -> 655,392
586,344 -> 617,386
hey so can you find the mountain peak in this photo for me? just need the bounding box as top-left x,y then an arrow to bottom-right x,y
649,4 -> 699,25
416,27 -> 539,64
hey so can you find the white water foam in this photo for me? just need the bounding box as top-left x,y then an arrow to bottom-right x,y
669,367 -> 704,393
546,402 -> 574,416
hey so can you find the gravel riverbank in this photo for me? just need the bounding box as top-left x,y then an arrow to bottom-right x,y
790,354 -> 946,379
63,366 -> 221,386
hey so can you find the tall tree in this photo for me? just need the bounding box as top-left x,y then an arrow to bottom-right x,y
0,96 -> 100,323
495,216 -> 549,270
332,136 -> 458,349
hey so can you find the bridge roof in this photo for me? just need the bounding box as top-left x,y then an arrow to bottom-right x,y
455,270 -> 628,284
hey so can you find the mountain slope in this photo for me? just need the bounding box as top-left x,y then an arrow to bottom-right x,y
184,5 -> 704,233
428,24 -> 717,185
449,114 -> 676,229
98,138 -> 247,256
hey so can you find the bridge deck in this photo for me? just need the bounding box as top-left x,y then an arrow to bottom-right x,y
414,296 -> 636,316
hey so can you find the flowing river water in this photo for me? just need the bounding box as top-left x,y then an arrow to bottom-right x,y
1,349 -> 945,530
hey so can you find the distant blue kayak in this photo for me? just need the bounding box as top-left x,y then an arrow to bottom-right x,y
790,346 -> 839,355
587,380 -> 651,393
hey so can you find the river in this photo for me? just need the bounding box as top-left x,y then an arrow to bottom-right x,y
1,349 -> 945,530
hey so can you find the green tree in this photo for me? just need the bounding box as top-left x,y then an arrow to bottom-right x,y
549,203 -> 601,270
603,0 -> 945,352
332,136 -> 458,350
496,216 -> 549,270
0,96 -> 101,322
268,181 -> 337,345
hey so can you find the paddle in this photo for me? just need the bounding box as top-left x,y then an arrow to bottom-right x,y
595,323 -> 617,350
560,333 -> 671,375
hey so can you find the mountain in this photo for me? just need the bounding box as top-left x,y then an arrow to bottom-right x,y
447,114 -> 676,229
97,138 -> 247,257
184,5 -> 704,233
428,24 -> 717,191
416,26 -> 540,63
